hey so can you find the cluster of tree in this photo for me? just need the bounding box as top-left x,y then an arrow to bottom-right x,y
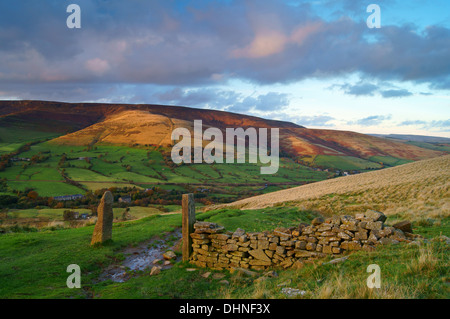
0,179 -> 8,193
0,158 -> 8,172
0,189 -> 44,209
30,152 -> 50,164
112,186 -> 185,207
0,143 -> 34,172
278,149 -> 292,158
58,154 -> 67,168
84,145 -> 97,152
160,149 -> 178,169
0,186 -> 98,210
0,194 -> 18,207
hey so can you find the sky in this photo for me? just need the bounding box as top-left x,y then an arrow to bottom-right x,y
0,0 -> 449,137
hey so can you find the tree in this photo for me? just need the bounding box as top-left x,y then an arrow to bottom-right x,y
0,195 -> 18,207
63,210 -> 78,221
121,207 -> 131,221
27,191 -> 39,200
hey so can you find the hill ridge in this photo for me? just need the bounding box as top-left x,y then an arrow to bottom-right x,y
0,100 -> 445,166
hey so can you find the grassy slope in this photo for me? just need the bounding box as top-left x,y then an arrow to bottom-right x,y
369,155 -> 412,167
314,155 -> 382,170
222,155 -> 450,220
0,207 -> 448,299
0,214 -> 181,298
93,241 -> 449,299
0,126 -> 63,155
406,141 -> 450,152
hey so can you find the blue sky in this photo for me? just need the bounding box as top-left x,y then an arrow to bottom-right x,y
0,0 -> 449,137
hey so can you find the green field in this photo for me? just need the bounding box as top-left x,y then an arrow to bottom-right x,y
0,165 -> 63,181
313,155 -> 382,170
65,167 -> 113,182
6,181 -> 85,197
0,125 -> 63,154
1,142 -> 329,197
0,143 -> 26,155
406,141 -> 450,152
369,156 -> 413,167
3,206 -> 161,222
5,208 -> 93,220
112,206 -> 163,219
81,182 -> 143,191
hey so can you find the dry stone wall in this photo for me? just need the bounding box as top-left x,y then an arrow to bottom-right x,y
189,210 -> 417,271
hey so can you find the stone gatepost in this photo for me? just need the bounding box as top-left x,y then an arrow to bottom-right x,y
91,191 -> 114,245
182,193 -> 196,262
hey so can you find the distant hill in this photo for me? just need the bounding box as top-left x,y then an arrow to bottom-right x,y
370,134 -> 450,144
0,100 -> 446,170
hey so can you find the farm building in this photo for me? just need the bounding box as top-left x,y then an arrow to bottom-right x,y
53,194 -> 85,201
118,196 -> 132,203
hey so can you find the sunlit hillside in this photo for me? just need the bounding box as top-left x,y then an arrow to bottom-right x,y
220,155 -> 450,221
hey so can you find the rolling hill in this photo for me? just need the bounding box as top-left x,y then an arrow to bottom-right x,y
0,100 -> 445,170
370,134 -> 450,144
218,154 -> 450,221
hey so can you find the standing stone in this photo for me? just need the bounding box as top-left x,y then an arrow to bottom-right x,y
182,193 -> 196,262
91,191 -> 114,245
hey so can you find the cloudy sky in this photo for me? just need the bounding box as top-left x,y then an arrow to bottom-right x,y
1,0 -> 449,137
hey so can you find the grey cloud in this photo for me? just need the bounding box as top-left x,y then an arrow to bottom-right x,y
430,119 -> 450,130
400,120 -> 427,126
227,92 -> 291,113
154,88 -> 185,103
0,82 -> 135,103
152,87 -> 291,114
334,81 -> 414,98
351,114 -> 392,126
401,119 -> 450,131
336,82 -> 379,96
320,0 -> 396,16
0,0 -> 449,90
429,76 -> 450,90
380,89 -> 413,98
154,87 -> 241,109
294,115 -> 335,127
